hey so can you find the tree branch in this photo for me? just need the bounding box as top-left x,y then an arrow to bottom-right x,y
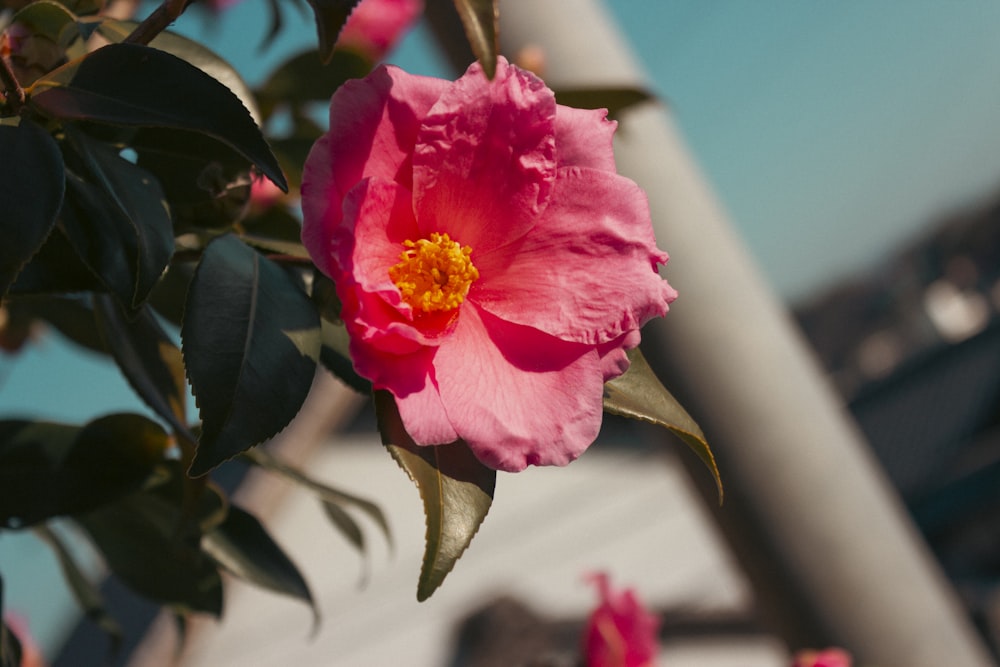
123,0 -> 193,46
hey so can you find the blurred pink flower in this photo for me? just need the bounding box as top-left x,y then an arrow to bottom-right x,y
791,648 -> 853,667
582,573 -> 660,667
3,613 -> 47,667
337,0 -> 424,61
249,175 -> 285,210
301,58 -> 675,471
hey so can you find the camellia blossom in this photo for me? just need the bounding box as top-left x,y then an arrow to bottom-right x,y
337,0 -> 424,62
791,648 -> 852,667
582,573 -> 660,667
301,57 -> 676,471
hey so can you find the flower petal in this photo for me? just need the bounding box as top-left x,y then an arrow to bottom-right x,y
411,57 -> 556,252
337,178 -> 456,349
555,105 -> 617,172
433,306 -> 603,471
474,167 -> 676,345
302,65 -> 447,275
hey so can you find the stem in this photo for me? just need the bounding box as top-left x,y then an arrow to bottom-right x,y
0,55 -> 24,114
123,0 -> 192,46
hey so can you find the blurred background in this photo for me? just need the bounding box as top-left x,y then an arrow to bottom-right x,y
3,0 -> 1000,664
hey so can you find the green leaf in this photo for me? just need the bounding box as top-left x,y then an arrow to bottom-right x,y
7,226 -> 104,296
131,127 -> 253,232
311,271 -> 370,393
28,43 -> 286,191
238,206 -> 309,259
3,295 -> 106,355
34,524 -> 123,658
255,49 -> 371,119
603,347 -> 723,502
304,0 -> 362,64
93,296 -> 192,440
60,126 -> 174,310
203,505 -> 318,625
74,482 -> 225,614
11,1 -> 85,50
321,500 -> 369,583
375,391 -> 495,601
0,414 -> 172,528
96,19 -> 262,125
243,447 -> 390,550
0,119 -> 65,299
451,0 -> 498,79
554,86 -> 654,120
183,234 -> 320,476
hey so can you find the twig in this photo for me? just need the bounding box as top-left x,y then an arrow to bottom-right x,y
123,0 -> 192,46
0,54 -> 24,114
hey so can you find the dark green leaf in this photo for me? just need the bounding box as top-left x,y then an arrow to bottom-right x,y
304,0 -> 362,64
183,235 -> 320,476
11,1 -> 84,50
243,447 -> 390,549
0,119 -> 65,299
321,500 -> 369,583
96,19 -> 261,125
93,295 -> 192,440
238,206 -> 309,258
8,226 -> 104,296
147,259 -> 195,328
29,43 -> 286,191
60,126 -> 174,310
554,87 -> 654,120
74,482 -> 225,614
3,294 -> 106,355
0,414 -> 171,528
131,128 -> 252,232
375,391 -> 494,601
603,347 -> 722,502
203,505 -> 318,625
451,0 -> 497,79
256,49 -> 371,118
318,318 -> 370,393
34,524 -> 123,657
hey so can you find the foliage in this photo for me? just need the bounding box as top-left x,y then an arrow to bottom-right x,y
0,0 -> 716,657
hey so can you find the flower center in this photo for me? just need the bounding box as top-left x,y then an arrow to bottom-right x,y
389,232 -> 479,313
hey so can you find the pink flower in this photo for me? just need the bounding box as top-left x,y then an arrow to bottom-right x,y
337,0 -> 424,62
791,648 -> 853,667
3,613 -> 47,667
582,573 -> 660,667
249,175 -> 285,210
301,58 -> 675,471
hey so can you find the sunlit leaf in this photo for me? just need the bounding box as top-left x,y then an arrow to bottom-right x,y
603,347 -> 722,502
303,0 -> 362,64
74,480 -> 225,614
375,391 -> 494,601
203,505 -> 318,626
60,126 -> 174,310
451,0 -> 498,79
0,414 -> 172,528
11,1 -> 85,50
93,295 -> 192,440
554,86 -> 654,120
34,524 -> 123,657
243,447 -> 390,549
0,119 -> 65,299
183,235 -> 320,476
28,43 -> 286,190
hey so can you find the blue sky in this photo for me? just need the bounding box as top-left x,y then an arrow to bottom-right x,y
6,0 -> 1000,652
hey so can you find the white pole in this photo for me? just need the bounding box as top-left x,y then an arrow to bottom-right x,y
491,1 -> 995,664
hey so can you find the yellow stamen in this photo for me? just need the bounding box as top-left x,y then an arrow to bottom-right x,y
388,232 -> 479,313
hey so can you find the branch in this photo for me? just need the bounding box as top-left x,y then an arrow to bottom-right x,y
0,56 -> 25,114
123,0 -> 193,46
